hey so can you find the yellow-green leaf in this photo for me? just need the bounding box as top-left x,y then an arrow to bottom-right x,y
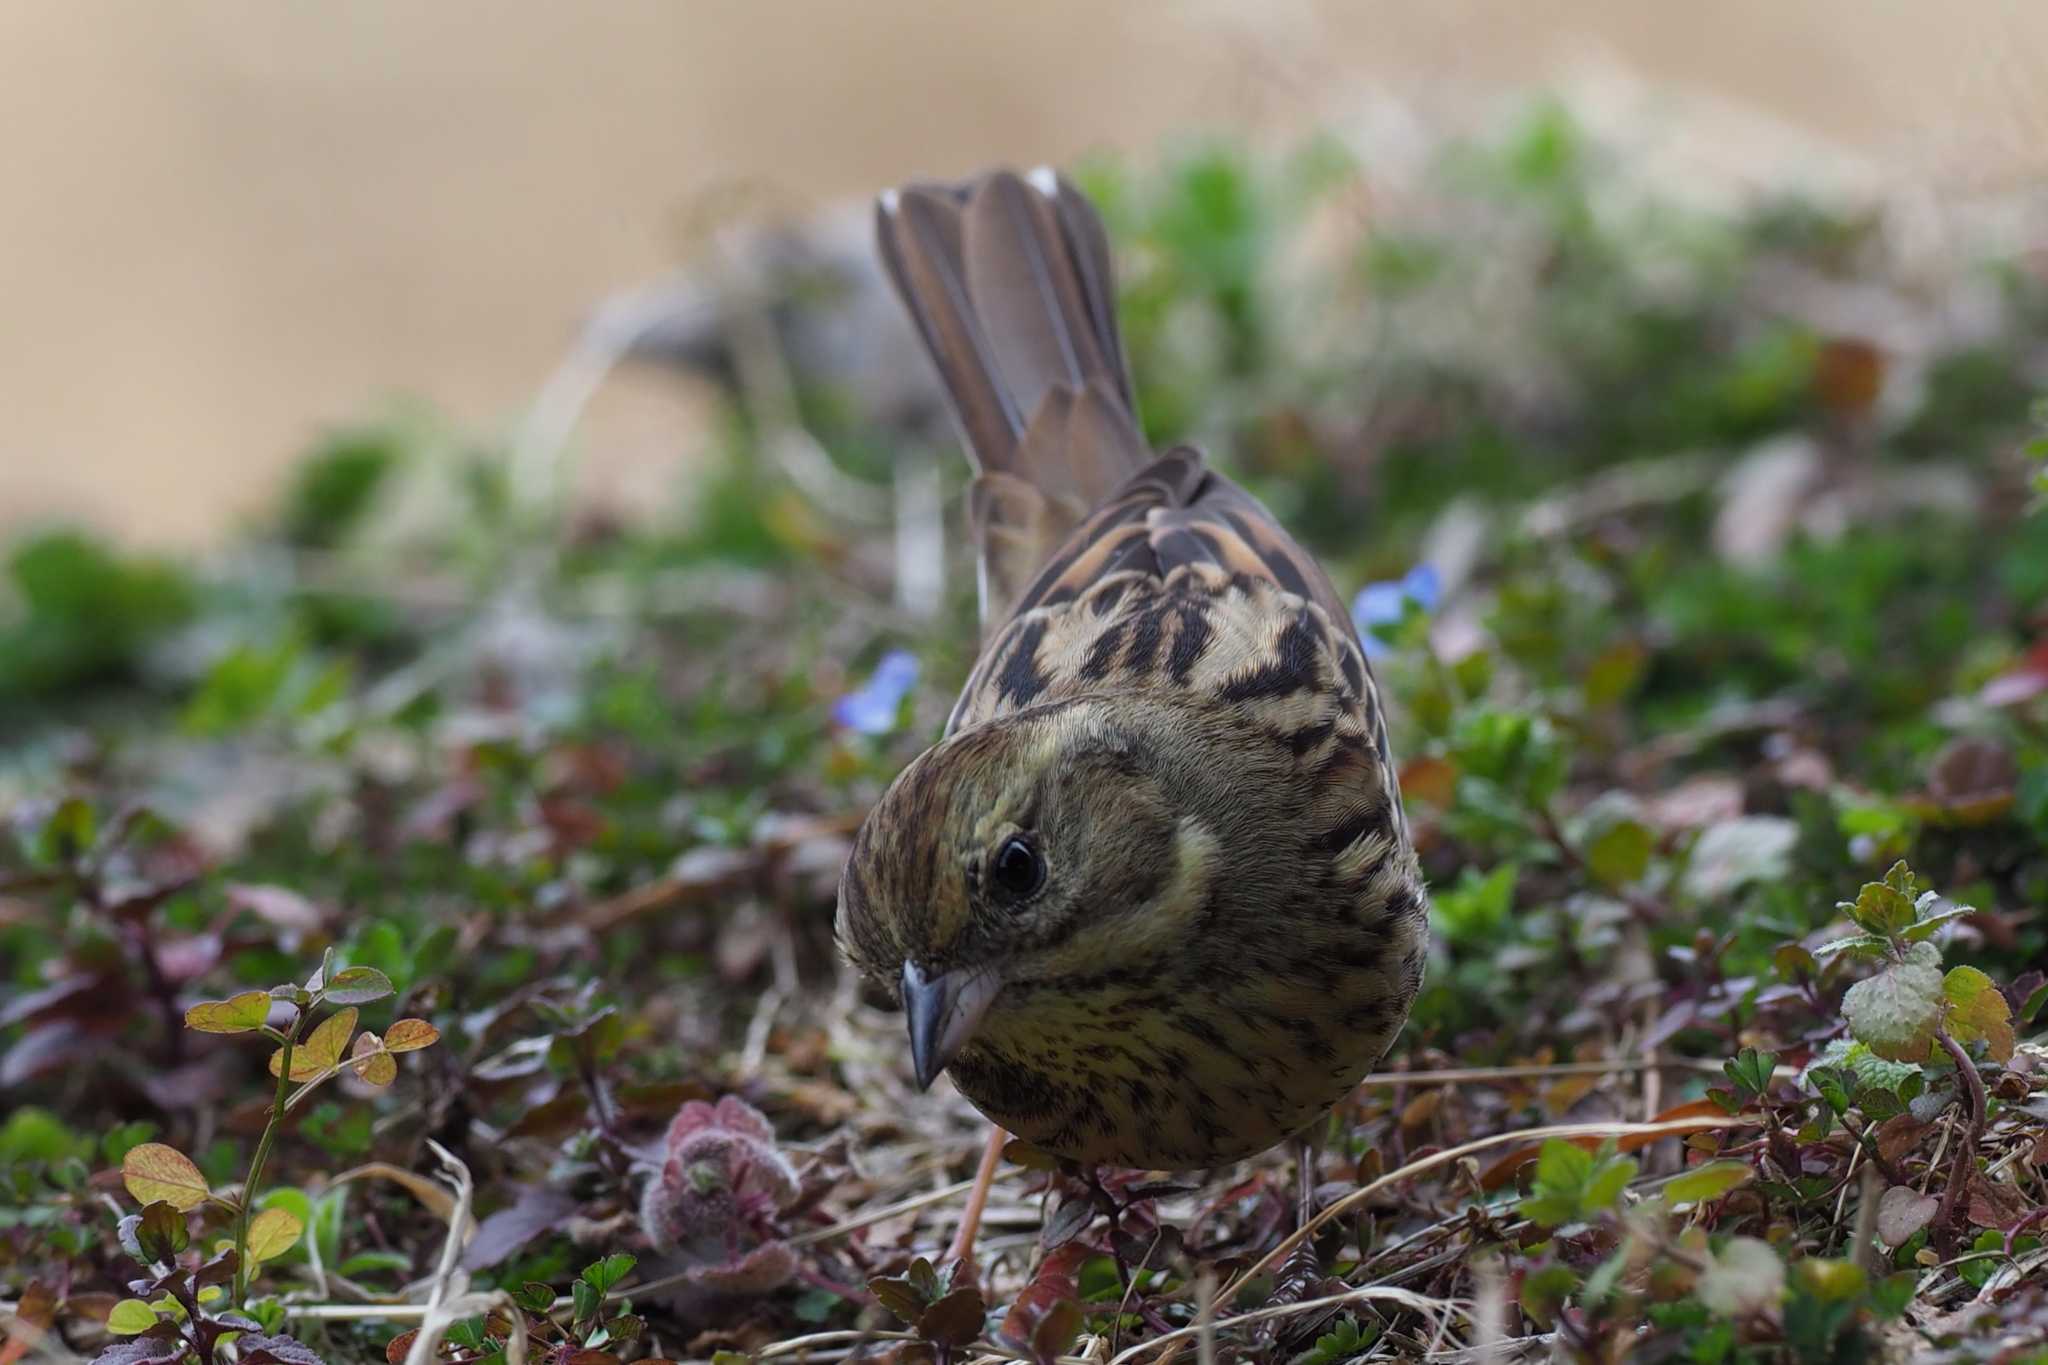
121,1143 -> 209,1212
270,1006 -> 357,1079
383,1018 -> 440,1053
1665,1159 -> 1754,1206
183,991 -> 272,1034
1586,820 -> 1653,889
1943,965 -> 1995,1006
350,1031 -> 397,1086
106,1299 -> 159,1334
245,1206 -> 303,1263
1583,639 -> 1648,709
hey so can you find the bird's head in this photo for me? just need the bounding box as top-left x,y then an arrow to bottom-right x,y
835,695 -> 1285,1090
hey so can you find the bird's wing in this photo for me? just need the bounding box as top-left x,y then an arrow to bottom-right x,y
949,447 -> 1376,735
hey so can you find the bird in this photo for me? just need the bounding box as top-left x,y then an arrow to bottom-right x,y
835,167 -> 1429,1184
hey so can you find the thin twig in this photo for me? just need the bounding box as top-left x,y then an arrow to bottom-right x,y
1107,1284 -> 1473,1365
401,1142 -> 529,1365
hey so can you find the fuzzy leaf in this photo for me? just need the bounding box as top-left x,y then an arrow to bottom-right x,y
321,967 -> 394,1006
184,991 -> 273,1034
349,1032 -> 397,1087
382,1018 -> 440,1052
1665,1160 -> 1753,1206
121,1143 -> 209,1211
1842,942 -> 1943,1061
246,1207 -> 303,1263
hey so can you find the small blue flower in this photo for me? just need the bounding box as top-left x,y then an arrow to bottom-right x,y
1400,562 -> 1441,614
1351,563 -> 1440,657
833,649 -> 920,735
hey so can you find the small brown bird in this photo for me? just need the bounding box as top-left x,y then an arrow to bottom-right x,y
836,168 -> 1428,1175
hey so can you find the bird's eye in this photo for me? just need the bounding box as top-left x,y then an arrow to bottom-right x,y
990,834 -> 1045,900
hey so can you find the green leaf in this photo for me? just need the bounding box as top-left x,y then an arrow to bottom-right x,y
1582,639 -> 1648,709
321,966 -> 395,1006
1586,819 -> 1654,889
512,1282 -> 554,1314
1519,1139 -> 1636,1229
1903,905 -> 1973,941
1298,1315 -> 1378,1364
1814,933 -> 1890,960
1842,941 -> 1943,1061
1430,863 -> 1518,947
1581,1246 -> 1629,1307
1665,1160 -> 1754,1206
2022,980 -> 2048,1026
1722,1048 -> 1777,1100
1843,880 -> 1914,937
136,1200 -> 190,1263
1582,1153 -> 1639,1214
106,1299 -> 160,1335
582,1251 -> 636,1294
37,796 -> 98,864
1772,943 -> 1817,981
1808,1065 -> 1852,1115
184,991 -> 274,1034
1518,1264 -> 1578,1329
1534,1138 -> 1593,1189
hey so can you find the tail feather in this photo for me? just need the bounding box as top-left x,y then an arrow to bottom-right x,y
877,169 -> 1150,626
877,170 -> 1146,507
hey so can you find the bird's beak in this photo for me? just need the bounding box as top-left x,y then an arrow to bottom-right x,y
900,960 -> 1002,1091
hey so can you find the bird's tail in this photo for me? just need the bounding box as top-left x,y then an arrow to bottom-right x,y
875,169 -> 1151,623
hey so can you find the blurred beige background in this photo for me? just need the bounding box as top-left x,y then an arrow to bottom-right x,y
4,1 -> 2047,548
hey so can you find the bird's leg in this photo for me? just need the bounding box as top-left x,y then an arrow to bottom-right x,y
1067,1164 -> 1127,1291
1258,1134 -> 1329,1342
1295,1133 -> 1320,1232
944,1125 -> 1007,1284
